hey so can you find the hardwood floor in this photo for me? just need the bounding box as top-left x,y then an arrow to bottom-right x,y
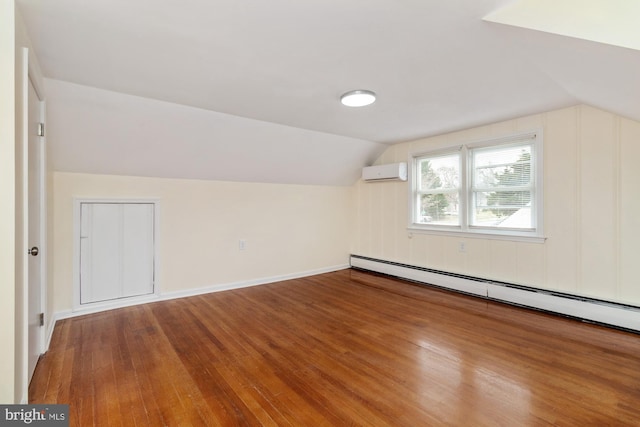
30,269 -> 640,426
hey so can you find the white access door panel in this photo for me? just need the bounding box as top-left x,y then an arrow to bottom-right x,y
80,203 -> 155,305
122,205 -> 155,298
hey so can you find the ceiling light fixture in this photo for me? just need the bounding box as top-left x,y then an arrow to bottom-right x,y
340,90 -> 376,107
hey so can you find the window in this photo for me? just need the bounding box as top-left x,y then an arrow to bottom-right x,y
415,152 -> 461,226
409,131 -> 543,241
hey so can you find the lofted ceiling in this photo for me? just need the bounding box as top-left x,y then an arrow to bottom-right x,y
17,0 -> 640,185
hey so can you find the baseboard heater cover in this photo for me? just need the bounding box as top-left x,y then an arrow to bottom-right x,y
350,255 -> 640,333
350,255 -> 487,297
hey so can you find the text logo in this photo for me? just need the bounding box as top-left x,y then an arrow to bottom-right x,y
0,405 -> 68,426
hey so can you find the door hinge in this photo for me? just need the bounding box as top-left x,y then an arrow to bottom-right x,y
39,313 -> 44,327
37,123 -> 45,137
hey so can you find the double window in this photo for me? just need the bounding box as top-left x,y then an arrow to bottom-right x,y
410,131 -> 543,241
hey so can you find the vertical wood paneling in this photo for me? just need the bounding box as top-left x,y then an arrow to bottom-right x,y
395,145 -> 411,262
358,182 -> 373,255
359,183 -> 369,255
516,114 -> 543,131
466,238 -> 491,279
544,107 -> 579,293
490,120 -> 518,136
579,106 -> 616,299
352,181 -> 361,254
382,183 -> 397,260
408,233 -> 428,267
613,115 -> 621,299
515,243 -> 545,286
489,240 -> 518,281
396,186 -> 410,262
619,117 -> 640,303
366,182 -> 377,257
442,237 -> 465,273
575,107 -> 583,292
352,105 -> 640,306
370,184 -> 384,258
423,235 -> 444,270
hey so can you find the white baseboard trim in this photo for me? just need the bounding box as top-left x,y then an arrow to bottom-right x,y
159,263 -> 350,301
350,256 -> 487,298
350,255 -> 640,333
45,314 -> 58,351
46,263 -> 351,346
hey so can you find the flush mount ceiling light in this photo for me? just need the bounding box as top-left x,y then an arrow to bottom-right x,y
340,90 -> 376,107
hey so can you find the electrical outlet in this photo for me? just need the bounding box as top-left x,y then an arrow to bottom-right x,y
459,241 -> 466,253
239,239 -> 247,251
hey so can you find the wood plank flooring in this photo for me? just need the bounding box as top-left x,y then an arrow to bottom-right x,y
30,269 -> 640,426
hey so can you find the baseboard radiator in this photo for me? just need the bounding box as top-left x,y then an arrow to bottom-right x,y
350,255 -> 640,334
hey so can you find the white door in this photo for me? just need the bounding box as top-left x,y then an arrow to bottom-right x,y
27,79 -> 44,382
80,203 -> 155,304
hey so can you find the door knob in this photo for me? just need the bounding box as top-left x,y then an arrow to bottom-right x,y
28,246 -> 39,256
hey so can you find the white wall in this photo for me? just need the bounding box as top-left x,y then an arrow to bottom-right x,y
353,105 -> 640,306
0,0 -> 17,404
13,34 -> 27,408
52,172 -> 353,314
0,1 -> 45,403
44,78 -> 385,186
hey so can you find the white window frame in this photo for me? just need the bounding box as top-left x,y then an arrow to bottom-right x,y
408,130 -> 545,243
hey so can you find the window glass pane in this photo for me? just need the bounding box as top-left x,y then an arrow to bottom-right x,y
410,133 -> 540,236
474,146 -> 531,189
418,193 -> 460,225
472,191 -> 532,228
419,154 -> 459,191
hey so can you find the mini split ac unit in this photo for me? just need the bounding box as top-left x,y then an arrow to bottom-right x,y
362,162 -> 407,182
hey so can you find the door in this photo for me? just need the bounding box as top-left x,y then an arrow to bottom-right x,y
80,203 -> 155,304
27,79 -> 44,382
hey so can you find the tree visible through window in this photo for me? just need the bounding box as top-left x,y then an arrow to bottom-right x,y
411,131 -> 542,238
420,160 -> 448,220
416,154 -> 459,226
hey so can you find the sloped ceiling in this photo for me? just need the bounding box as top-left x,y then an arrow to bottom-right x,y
484,0 -> 640,51
17,0 -> 640,185
483,0 -> 640,126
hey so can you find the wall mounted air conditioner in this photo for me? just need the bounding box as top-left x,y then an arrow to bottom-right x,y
362,162 -> 407,182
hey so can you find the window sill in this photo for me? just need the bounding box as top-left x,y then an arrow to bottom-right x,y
407,226 -> 547,244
